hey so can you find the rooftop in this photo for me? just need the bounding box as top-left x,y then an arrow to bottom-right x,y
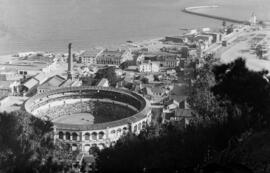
0,81 -> 14,89
98,49 -> 125,59
39,75 -> 66,89
80,49 -> 101,57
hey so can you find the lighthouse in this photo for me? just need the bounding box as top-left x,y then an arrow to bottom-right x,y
249,12 -> 257,26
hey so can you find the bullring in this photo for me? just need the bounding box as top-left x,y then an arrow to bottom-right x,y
24,86 -> 152,152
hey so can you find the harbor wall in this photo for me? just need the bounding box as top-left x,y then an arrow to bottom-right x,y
183,6 -> 250,25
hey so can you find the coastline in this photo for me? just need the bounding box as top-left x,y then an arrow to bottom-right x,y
0,37 -> 165,61
0,5 -> 254,63
0,5 -> 238,58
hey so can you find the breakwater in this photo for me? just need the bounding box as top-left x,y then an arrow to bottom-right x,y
183,6 -> 250,25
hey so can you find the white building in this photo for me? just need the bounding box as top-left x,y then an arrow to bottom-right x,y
79,49 -> 103,65
96,49 -> 133,66
97,78 -> 109,87
139,61 -> 160,73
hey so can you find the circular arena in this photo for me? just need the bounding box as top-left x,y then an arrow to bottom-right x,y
24,86 -> 152,152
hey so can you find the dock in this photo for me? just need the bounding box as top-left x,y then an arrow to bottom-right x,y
183,6 -> 250,25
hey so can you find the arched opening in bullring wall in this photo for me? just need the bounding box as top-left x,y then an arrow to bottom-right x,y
84,133 -> 90,140
98,143 -> 105,150
117,128 -> 122,136
134,125 -> 138,133
98,131 -> 105,139
142,121 -> 147,129
111,141 -> 116,146
138,122 -> 142,130
66,132 -> 71,140
110,130 -> 116,138
92,132 -> 97,140
123,127 -> 128,135
59,131 -> 64,139
66,143 -> 71,151
72,133 -> 78,141
84,144 -> 91,152
72,143 -> 78,151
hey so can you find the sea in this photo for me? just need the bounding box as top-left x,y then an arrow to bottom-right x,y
0,0 -> 269,55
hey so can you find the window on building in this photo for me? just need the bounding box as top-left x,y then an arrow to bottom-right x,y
59,131 -> 64,139
98,131 -> 105,139
92,132 -> 97,140
134,125 -> 137,132
66,132 -> 71,140
72,133 -> 78,141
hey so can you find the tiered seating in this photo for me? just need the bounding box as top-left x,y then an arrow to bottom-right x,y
35,100 -> 136,123
36,101 -> 93,120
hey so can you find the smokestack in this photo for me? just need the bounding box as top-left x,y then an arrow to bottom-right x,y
67,43 -> 73,80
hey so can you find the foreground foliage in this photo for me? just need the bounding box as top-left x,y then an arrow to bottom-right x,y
96,58 -> 270,173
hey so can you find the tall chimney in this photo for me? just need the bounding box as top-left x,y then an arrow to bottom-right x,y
67,43 -> 73,80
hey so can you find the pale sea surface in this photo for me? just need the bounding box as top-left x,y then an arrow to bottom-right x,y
0,0 -> 269,55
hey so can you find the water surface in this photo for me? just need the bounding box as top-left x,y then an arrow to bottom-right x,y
0,0 -> 269,54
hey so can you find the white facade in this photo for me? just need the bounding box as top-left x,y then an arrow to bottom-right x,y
81,56 -> 96,65
139,62 -> 160,73
55,111 -> 152,152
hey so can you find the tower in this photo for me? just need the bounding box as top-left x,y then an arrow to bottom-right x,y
250,12 -> 257,26
67,43 -> 74,80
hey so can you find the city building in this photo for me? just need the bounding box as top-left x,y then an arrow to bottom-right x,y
21,72 -> 49,96
0,70 -> 23,81
37,75 -> 66,93
162,108 -> 194,127
0,81 -> 20,97
96,49 -> 132,66
202,32 -> 222,43
194,34 -> 213,47
164,36 -> 188,44
78,49 -> 103,65
138,60 -> 160,73
137,52 -> 180,69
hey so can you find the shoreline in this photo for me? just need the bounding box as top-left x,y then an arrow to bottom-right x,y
0,5 -> 251,60
0,5 -> 241,58
0,37 -> 165,60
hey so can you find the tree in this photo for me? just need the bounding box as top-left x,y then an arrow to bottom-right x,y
141,77 -> 149,84
95,66 -> 118,86
188,61 -> 228,122
212,58 -> 270,129
81,76 -> 97,86
96,58 -> 270,173
0,111 -> 54,173
255,45 -> 263,59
